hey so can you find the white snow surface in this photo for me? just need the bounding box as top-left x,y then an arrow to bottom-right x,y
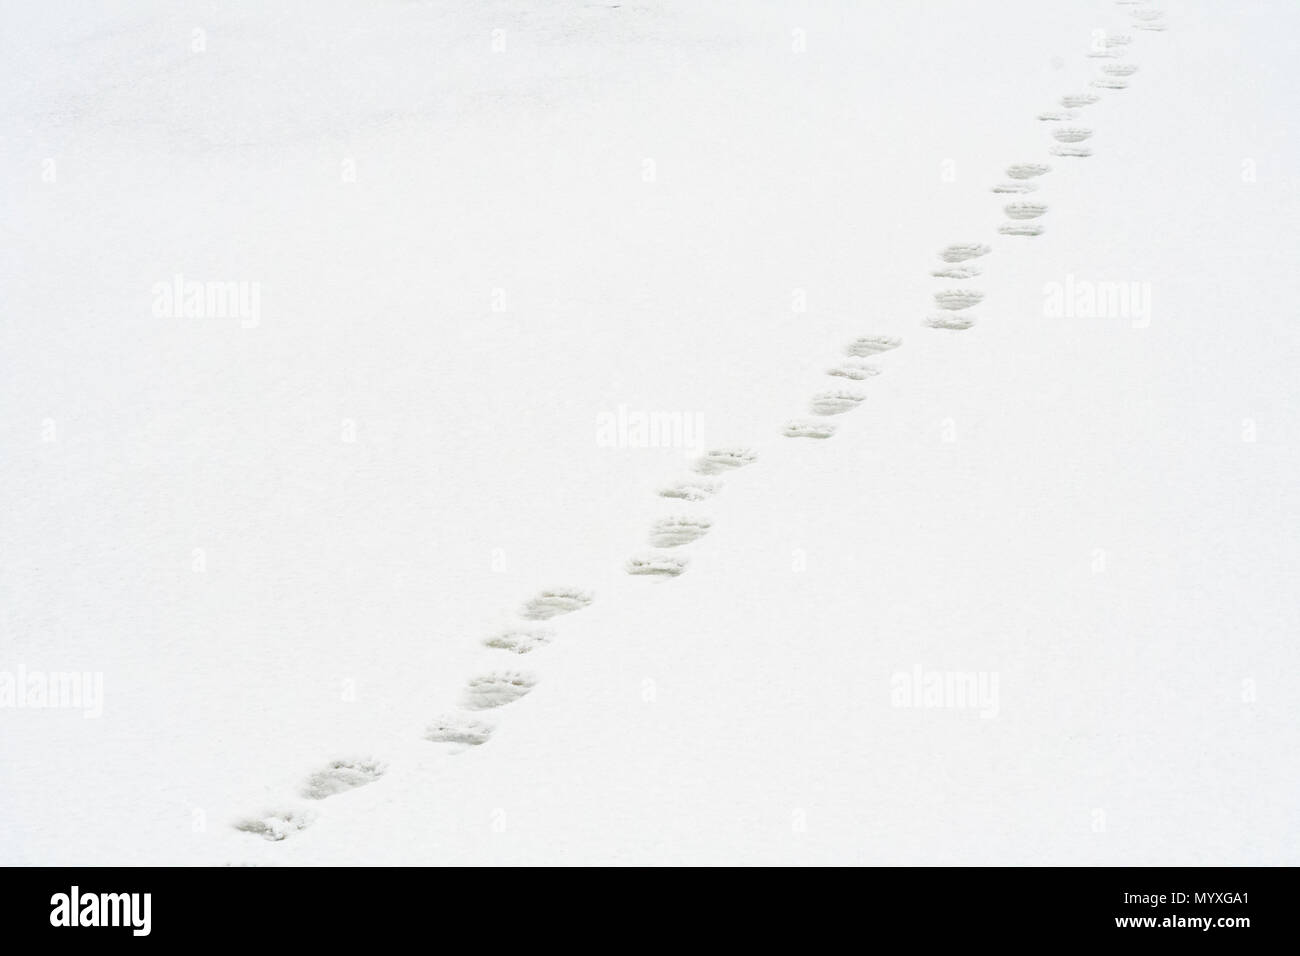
2,0 -> 1298,865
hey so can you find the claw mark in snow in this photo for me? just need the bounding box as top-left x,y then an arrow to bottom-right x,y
1052,127 -> 1092,143
783,419 -> 837,439
925,314 -> 977,331
658,479 -> 721,501
1060,93 -> 1100,107
827,360 -> 881,380
626,553 -> 688,576
425,715 -> 495,746
484,627 -> 553,654
693,447 -> 757,475
999,222 -> 1045,237
301,758 -> 386,799
649,516 -> 712,547
1006,163 -> 1051,179
1004,202 -> 1047,220
1051,144 -> 1093,158
845,335 -> 902,357
462,672 -> 537,710
520,588 -> 593,620
810,390 -> 866,415
939,243 -> 991,263
934,289 -> 984,309
234,808 -> 316,842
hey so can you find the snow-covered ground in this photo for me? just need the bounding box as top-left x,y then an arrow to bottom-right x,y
2,0 -> 1298,865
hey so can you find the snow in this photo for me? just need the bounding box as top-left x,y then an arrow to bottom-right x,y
2,0 -> 1298,865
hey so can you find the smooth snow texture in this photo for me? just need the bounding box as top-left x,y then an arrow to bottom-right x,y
3,0 -> 1299,867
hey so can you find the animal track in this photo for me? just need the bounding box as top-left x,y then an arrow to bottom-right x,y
999,222 -> 1045,237
1060,93 -> 1100,107
931,264 -> 981,279
1052,127 -> 1093,143
1006,163 -> 1051,180
462,671 -> 537,710
810,390 -> 866,415
1102,63 -> 1139,76
1105,34 -> 1132,47
658,479 -> 721,501
1003,201 -> 1047,220
484,627 -> 554,654
1091,77 -> 1128,89
301,758 -> 386,799
992,182 -> 1038,194
520,588 -> 593,620
827,360 -> 881,380
425,714 -> 495,746
939,243 -> 991,262
1050,144 -> 1093,157
925,314 -> 976,330
1132,21 -> 1166,31
934,289 -> 983,310
1038,110 -> 1078,121
1131,7 -> 1166,21
626,553 -> 688,576
844,335 -> 902,357
649,516 -> 712,547
234,808 -> 316,842
783,419 -> 837,439
694,447 -> 757,475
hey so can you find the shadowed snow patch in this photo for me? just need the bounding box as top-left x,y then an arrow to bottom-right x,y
810,390 -> 866,415
659,479 -> 721,501
925,314 -> 977,330
484,628 -> 553,654
999,222 -> 1045,236
783,419 -> 837,439
939,243 -> 990,263
827,360 -> 881,380
626,553 -> 688,576
1006,163 -> 1051,179
1004,201 -> 1047,220
649,516 -> 712,547
462,672 -> 537,710
931,264 -> 981,279
235,808 -> 316,842
301,758 -> 386,799
1052,127 -> 1092,143
425,715 -> 495,746
845,335 -> 902,357
693,447 -> 757,475
520,588 -> 593,620
934,289 -> 984,309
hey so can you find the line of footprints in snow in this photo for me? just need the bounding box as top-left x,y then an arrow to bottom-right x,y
235,0 -> 1167,844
